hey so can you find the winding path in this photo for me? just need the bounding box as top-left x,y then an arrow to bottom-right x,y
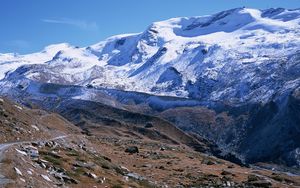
0,135 -> 69,186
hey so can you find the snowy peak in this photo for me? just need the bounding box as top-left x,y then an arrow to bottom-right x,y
262,8 -> 300,21
179,8 -> 259,33
0,43 -> 74,80
149,7 -> 300,38
0,7 -> 300,105
42,43 -> 72,54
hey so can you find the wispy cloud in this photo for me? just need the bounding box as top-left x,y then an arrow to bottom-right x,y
42,18 -> 99,31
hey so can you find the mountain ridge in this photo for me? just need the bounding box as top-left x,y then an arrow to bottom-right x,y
1,7 -> 300,106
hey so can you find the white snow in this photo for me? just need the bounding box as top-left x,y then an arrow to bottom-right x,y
0,43 -> 71,80
0,8 -> 300,104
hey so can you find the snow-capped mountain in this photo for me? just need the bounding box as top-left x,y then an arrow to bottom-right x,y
1,7 -> 300,105
1,7 -> 300,169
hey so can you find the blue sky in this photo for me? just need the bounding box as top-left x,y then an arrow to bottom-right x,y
1,0 -> 300,54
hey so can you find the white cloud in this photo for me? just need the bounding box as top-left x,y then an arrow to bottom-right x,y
42,18 -> 99,31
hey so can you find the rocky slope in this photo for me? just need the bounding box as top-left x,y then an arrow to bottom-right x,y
1,97 -> 300,188
160,88 -> 300,168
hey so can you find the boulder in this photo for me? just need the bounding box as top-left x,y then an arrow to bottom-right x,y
84,172 -> 98,179
125,146 -> 139,154
14,167 -> 22,176
145,122 -> 154,128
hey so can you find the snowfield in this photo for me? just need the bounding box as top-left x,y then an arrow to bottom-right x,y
0,7 -> 300,105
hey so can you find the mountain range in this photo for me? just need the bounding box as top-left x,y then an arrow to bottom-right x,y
1,7 -> 300,178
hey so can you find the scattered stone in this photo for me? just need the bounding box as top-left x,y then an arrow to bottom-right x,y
26,146 -> 39,158
125,146 -> 139,154
39,159 -> 49,163
141,164 -> 152,168
120,166 -> 130,173
226,181 -> 232,187
127,173 -> 144,181
27,170 -> 33,175
53,166 -> 67,173
228,164 -> 235,169
221,170 -> 233,176
246,174 -> 272,187
145,122 -> 154,128
202,159 -> 215,165
35,159 -> 48,169
31,142 -> 40,147
174,168 -> 184,172
248,180 -> 272,187
102,156 -> 112,162
62,176 -> 79,184
45,141 -> 58,148
84,172 -> 98,179
45,151 -> 62,159
98,177 -> 106,184
15,148 -> 27,156
14,105 -> 23,110
247,175 -> 260,182
101,163 -> 110,169
271,174 -> 293,183
14,167 -> 22,176
36,141 -> 46,147
78,143 -> 87,150
31,125 -> 39,131
41,174 -> 52,182
73,161 -> 95,169
53,172 -> 78,184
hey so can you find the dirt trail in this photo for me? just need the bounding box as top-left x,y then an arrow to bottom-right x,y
0,135 -> 69,186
